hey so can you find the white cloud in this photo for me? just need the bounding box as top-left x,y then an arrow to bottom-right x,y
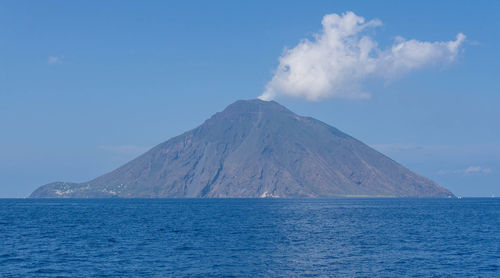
48,56 -> 63,65
100,145 -> 150,156
464,166 -> 492,175
438,166 -> 492,176
371,143 -> 500,157
260,12 -> 466,101
371,143 -> 426,152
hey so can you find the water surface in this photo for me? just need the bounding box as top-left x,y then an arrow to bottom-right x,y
1,198 -> 498,277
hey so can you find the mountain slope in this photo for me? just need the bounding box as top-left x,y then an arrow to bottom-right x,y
30,99 -> 453,198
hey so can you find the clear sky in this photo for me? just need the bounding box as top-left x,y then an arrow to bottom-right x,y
1,1 -> 499,197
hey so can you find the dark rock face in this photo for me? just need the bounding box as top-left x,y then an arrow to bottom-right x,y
30,100 -> 454,198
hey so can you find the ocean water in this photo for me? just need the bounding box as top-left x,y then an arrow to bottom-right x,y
0,198 -> 498,277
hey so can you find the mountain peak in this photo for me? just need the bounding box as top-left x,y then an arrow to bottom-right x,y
221,99 -> 294,116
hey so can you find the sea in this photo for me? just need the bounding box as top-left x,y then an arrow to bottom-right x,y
0,198 -> 498,277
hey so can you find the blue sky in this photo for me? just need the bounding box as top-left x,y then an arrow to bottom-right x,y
1,1 -> 499,197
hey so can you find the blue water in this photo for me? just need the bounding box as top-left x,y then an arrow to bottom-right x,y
0,198 -> 498,277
